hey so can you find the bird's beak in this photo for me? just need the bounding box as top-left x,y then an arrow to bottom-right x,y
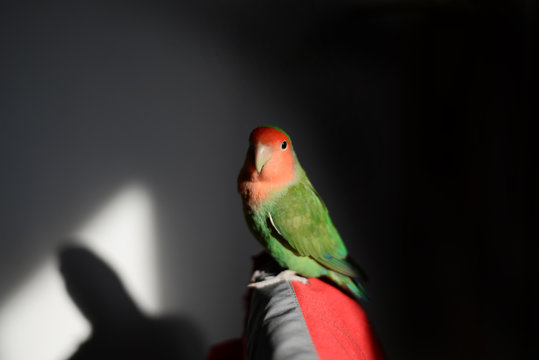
255,144 -> 272,174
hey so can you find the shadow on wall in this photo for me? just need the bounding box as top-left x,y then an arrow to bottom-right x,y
59,244 -> 204,360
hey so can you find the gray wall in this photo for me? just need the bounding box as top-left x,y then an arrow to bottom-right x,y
1,1 -> 536,359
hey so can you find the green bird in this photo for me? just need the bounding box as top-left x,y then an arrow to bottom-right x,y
238,126 -> 367,300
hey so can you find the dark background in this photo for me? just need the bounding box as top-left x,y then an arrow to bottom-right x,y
1,0 -> 537,359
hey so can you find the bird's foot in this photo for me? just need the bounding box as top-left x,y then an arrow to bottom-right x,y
250,270 -> 271,283
248,270 -> 310,289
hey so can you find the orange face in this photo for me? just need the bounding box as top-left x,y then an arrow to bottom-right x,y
239,126 -> 296,203
248,126 -> 295,181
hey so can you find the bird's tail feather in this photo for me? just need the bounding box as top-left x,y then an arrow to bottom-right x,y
326,271 -> 369,302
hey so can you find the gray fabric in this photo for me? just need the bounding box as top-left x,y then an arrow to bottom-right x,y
246,280 -> 319,360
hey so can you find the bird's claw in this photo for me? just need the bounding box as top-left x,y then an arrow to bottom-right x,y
248,270 -> 310,289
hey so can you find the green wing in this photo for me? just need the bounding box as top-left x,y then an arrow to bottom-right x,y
268,176 -> 359,278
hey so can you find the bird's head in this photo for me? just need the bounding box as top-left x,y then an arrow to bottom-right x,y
242,126 -> 296,184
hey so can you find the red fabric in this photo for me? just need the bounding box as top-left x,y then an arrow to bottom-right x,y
292,278 -> 385,360
206,253 -> 384,360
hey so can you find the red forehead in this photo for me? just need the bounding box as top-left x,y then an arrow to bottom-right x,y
250,126 -> 289,145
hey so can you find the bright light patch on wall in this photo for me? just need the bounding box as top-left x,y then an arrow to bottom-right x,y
0,259 -> 91,360
74,184 -> 159,314
0,183 -> 159,360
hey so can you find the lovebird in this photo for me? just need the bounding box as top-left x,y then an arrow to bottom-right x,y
238,126 -> 367,300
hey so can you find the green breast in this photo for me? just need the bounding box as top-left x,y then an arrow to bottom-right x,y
243,179 -> 331,277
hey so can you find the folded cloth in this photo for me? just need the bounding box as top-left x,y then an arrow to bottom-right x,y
207,252 -> 384,360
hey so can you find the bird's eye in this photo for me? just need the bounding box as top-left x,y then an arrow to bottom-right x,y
281,140 -> 287,150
